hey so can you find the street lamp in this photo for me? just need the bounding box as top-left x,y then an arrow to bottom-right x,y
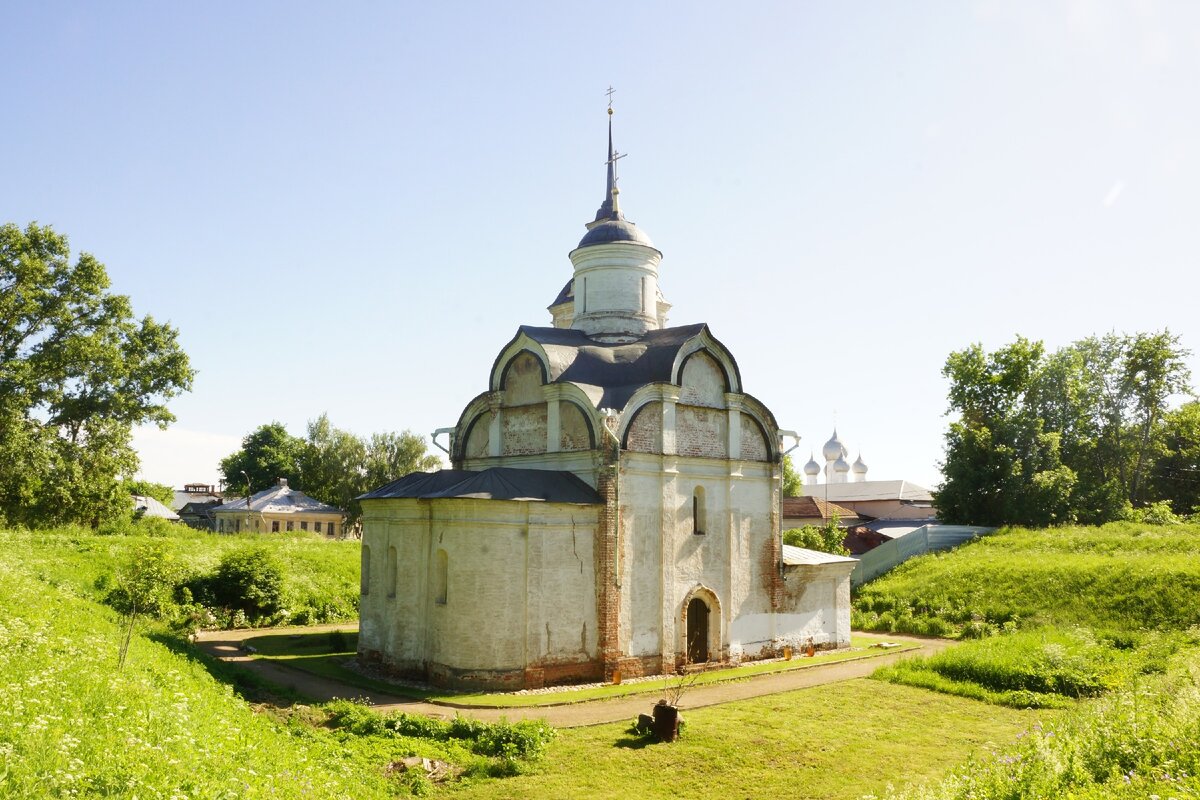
241,471 -> 252,533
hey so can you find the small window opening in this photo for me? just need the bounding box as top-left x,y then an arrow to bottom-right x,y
387,546 -> 398,598
693,486 -> 707,535
361,546 -> 371,595
435,549 -> 448,604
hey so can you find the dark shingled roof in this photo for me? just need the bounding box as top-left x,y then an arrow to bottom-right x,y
576,219 -> 657,250
360,467 -> 602,504
514,322 -> 713,410
550,279 -> 573,308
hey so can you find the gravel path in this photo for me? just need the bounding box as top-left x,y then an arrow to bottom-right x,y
194,627 -> 951,729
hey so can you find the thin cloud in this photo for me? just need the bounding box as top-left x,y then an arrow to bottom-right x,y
1103,180 -> 1125,208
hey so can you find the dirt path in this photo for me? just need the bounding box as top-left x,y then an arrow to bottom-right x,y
194,627 -> 951,728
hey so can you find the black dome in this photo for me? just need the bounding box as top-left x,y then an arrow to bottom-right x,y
577,219 -> 656,249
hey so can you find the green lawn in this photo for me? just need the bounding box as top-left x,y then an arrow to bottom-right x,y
439,679 -> 1053,799
245,629 -> 920,707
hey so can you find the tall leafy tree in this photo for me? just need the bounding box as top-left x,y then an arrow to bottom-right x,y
363,429 -> 441,492
936,338 -> 1075,526
937,331 -> 1192,526
781,454 -> 803,497
221,416 -> 441,525
300,413 -> 368,516
1150,401 -> 1200,515
1122,331 -> 1191,505
219,422 -> 306,494
0,223 -> 193,527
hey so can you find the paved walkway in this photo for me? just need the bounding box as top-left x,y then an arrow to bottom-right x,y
194,627 -> 951,728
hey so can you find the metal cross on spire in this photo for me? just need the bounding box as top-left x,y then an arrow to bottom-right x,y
594,86 -> 626,222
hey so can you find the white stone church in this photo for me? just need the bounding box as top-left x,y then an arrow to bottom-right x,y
357,112 -> 855,690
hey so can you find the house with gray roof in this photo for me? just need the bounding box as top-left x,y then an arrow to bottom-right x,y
213,478 -> 344,537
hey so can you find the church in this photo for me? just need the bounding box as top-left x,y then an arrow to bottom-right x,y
357,109 -> 855,690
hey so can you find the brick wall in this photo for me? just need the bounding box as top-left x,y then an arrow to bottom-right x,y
595,444 -> 621,679
625,402 -> 663,453
676,405 -> 728,459
559,402 -> 592,451
501,404 -> 548,455
739,413 -> 769,461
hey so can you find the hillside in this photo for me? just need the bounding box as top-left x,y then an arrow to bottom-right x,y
4,526 -> 361,626
853,522 -> 1200,636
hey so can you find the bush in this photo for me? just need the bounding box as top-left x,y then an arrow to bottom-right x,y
783,520 -> 849,556
323,702 -> 557,761
192,546 -> 285,623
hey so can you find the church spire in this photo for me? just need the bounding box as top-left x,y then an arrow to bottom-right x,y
593,87 -> 625,225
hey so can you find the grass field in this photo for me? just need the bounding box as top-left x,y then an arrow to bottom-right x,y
1,526 -> 1046,798
853,522 -> 1200,636
868,653 -> 1200,799
872,626 -> 1197,708
852,522 -> 1200,798
1,525 -> 361,626
245,629 -> 919,707
438,680 -> 1052,799
6,522 -> 1196,798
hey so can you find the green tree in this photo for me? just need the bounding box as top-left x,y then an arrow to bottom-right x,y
300,413 -> 368,518
222,415 -> 441,526
302,415 -> 441,525
107,541 -> 184,669
935,338 -> 1076,526
363,429 -> 441,491
0,223 -> 193,528
783,513 -> 848,556
936,331 -> 1191,526
123,478 -> 175,506
1122,331 -> 1191,505
219,422 -> 306,494
781,454 -> 803,497
1150,401 -> 1200,515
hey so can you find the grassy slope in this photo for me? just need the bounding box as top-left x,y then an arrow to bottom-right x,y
851,522 -> 1200,799
2,526 -> 361,624
0,549 -> 393,799
853,522 -> 1200,635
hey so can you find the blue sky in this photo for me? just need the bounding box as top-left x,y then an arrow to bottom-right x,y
3,2 -> 1198,490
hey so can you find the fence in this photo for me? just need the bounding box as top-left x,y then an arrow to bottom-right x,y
850,524 -> 993,587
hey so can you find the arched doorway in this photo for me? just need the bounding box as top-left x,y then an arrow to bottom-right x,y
686,597 -> 710,663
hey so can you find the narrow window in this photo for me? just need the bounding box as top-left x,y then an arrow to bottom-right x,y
361,545 -> 371,595
286,520 -> 294,532
579,277 -> 586,313
435,549 -> 448,605
300,521 -> 308,531
235,519 -> 241,533
387,546 -> 398,598
693,486 -> 707,535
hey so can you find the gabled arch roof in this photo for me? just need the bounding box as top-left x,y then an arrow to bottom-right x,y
492,323 -> 742,411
